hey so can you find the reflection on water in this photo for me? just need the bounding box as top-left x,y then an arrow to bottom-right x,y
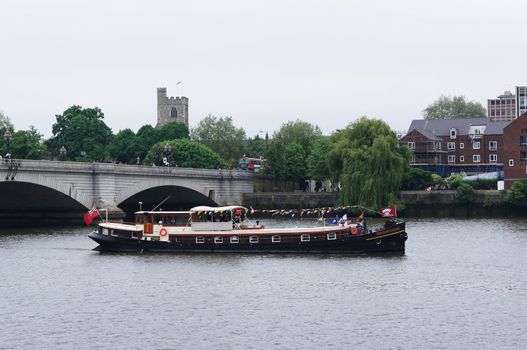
0,218 -> 526,349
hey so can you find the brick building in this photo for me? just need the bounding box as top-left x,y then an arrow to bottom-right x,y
400,118 -> 510,176
502,112 -> 527,188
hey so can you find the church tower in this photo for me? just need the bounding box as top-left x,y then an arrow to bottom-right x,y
156,87 -> 189,128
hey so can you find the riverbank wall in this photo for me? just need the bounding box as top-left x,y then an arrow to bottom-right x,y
243,190 -> 522,217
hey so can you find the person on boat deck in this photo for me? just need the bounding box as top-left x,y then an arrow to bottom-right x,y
356,213 -> 367,231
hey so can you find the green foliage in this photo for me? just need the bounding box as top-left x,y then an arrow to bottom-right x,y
455,182 -> 474,204
307,136 -> 332,181
505,180 -> 527,206
400,168 -> 435,190
446,173 -> 465,189
10,127 -> 47,159
264,120 -> 322,181
328,117 -> 410,209
144,139 -> 227,169
107,129 -> 141,164
191,115 -> 246,166
245,135 -> 266,158
47,105 -> 113,161
108,122 -> 189,164
423,95 -> 486,119
1,111 -> 15,156
158,122 -> 189,142
272,120 -> 322,153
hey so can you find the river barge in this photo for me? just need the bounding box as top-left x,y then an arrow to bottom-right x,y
88,205 -> 407,253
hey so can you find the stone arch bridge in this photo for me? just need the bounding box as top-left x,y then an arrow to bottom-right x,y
0,159 -> 253,225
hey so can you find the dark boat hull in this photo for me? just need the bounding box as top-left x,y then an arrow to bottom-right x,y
88,222 -> 407,254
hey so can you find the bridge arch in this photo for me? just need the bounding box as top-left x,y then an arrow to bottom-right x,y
117,185 -> 217,216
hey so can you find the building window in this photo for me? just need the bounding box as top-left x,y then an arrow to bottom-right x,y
300,234 -> 310,242
249,236 -> 258,244
521,152 -> 527,162
230,236 -> 239,244
450,128 -> 457,139
411,154 -> 416,163
473,141 -> 480,150
489,141 -> 497,150
473,155 -> 481,163
509,159 -> 514,166
170,107 -> 178,118
448,155 -> 455,163
447,142 -> 455,150
460,143 -> 464,149
214,236 -> 223,244
489,154 -> 497,163
521,136 -> 527,145
460,156 -> 465,162
271,235 -> 281,243
407,142 -> 415,149
196,236 -> 205,244
436,142 -> 442,150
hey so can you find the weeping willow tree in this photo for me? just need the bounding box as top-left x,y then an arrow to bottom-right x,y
328,117 -> 410,209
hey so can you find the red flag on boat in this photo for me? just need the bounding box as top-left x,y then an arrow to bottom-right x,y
84,208 -> 100,225
379,205 -> 397,218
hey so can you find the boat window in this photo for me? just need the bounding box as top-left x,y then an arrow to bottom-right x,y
135,215 -> 144,224
249,236 -> 258,243
230,236 -> 239,244
110,230 -> 117,237
301,234 -> 310,242
272,235 -> 281,243
102,228 -> 109,235
196,236 -> 205,244
214,236 -> 223,244
131,231 -> 138,239
327,232 -> 337,240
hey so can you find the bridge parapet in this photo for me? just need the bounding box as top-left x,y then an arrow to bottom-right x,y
1,159 -> 254,212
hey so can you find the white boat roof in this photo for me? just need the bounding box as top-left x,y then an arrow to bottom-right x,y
190,205 -> 248,212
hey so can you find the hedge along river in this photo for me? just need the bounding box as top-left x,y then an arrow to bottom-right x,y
0,217 -> 526,349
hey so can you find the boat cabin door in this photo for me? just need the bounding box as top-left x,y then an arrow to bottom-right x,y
144,215 -> 154,234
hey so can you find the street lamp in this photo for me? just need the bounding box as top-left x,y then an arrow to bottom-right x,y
59,146 -> 67,160
3,131 -> 12,157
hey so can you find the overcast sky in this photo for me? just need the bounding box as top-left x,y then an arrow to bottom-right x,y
1,0 -> 526,138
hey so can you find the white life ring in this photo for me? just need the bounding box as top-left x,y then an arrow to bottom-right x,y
160,228 -> 168,237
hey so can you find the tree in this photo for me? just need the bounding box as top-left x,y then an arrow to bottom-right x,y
506,180 -> 527,206
158,122 -> 189,142
9,127 -> 47,159
455,182 -> 475,204
264,120 -> 322,181
245,135 -> 266,158
328,117 -> 410,209
272,120 -> 322,154
307,136 -> 332,181
144,139 -> 227,169
47,105 -> 113,161
191,115 -> 246,166
107,129 -> 141,164
423,95 -> 486,119
1,111 -> 14,156
400,168 -> 435,190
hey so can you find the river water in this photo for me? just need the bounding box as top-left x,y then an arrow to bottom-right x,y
0,218 -> 526,350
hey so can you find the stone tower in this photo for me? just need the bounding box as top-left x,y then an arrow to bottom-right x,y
156,87 -> 189,128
